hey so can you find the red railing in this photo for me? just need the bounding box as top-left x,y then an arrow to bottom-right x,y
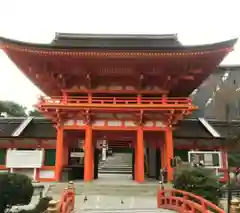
157,189 -> 224,213
38,95 -> 192,105
58,182 -> 75,213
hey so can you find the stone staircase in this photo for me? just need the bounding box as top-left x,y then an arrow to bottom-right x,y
98,153 -> 132,174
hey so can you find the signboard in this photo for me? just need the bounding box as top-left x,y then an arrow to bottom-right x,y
188,151 -> 222,169
6,149 -> 44,168
70,152 -> 84,158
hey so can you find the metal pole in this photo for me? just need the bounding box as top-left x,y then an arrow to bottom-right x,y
40,190 -> 43,199
224,79 -> 236,213
226,103 -> 232,213
227,169 -> 232,213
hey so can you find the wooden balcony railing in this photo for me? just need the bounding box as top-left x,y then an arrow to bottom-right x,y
38,96 -> 193,106
157,188 -> 225,213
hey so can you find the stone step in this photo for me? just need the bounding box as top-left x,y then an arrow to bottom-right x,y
98,171 -> 132,174
100,161 -> 131,164
99,152 -> 133,175
99,170 -> 132,174
49,184 -> 159,191
103,161 -> 132,164
101,161 -> 132,163
48,189 -> 157,196
100,167 -> 131,169
100,164 -> 132,167
47,183 -> 159,197
99,163 -> 132,166
99,167 -> 132,170
99,166 -> 132,169
99,167 -> 132,172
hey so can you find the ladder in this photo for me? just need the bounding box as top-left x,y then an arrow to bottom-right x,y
198,117 -> 221,138
12,116 -> 33,137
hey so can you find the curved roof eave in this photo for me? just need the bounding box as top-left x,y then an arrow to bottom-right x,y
0,36 -> 238,52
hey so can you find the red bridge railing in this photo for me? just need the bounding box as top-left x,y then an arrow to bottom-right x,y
38,95 -> 193,105
47,182 -> 75,213
59,182 -> 75,213
157,189 -> 224,213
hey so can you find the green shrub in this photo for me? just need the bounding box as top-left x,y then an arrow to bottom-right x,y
173,167 -> 221,205
0,173 -> 34,212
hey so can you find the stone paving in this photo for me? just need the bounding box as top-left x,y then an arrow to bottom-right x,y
74,195 -> 176,212
76,195 -> 158,210
11,194 -> 176,212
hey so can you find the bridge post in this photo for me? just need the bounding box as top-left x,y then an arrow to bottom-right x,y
230,198 -> 240,213
165,128 -> 173,182
47,200 -> 60,213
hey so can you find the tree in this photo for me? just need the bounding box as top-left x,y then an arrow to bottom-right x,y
28,109 -> 43,117
0,101 -> 27,117
173,167 -> 222,205
0,173 -> 34,212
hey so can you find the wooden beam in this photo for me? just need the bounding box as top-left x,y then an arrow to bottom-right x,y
181,75 -> 195,80
62,89 -> 169,94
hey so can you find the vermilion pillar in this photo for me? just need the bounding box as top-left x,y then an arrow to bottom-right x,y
135,126 -> 144,183
84,125 -> 93,181
165,128 -> 174,182
55,126 -> 64,181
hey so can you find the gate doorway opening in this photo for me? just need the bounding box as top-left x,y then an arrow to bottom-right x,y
62,130 -> 164,182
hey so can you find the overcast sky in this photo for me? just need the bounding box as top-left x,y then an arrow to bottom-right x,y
0,0 -> 239,108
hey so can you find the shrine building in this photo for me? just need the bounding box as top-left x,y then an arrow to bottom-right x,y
0,33 -> 237,183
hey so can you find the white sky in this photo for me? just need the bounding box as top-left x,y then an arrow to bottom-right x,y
0,0 -> 240,108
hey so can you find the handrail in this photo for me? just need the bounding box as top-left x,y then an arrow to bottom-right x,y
38,95 -> 192,106
157,188 -> 224,213
58,182 -> 75,213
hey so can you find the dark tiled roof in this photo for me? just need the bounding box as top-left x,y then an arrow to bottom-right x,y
0,34 -> 237,51
51,33 -> 182,49
20,118 -> 56,138
0,117 -> 239,139
208,120 -> 240,138
0,118 -> 24,137
174,119 -> 213,138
